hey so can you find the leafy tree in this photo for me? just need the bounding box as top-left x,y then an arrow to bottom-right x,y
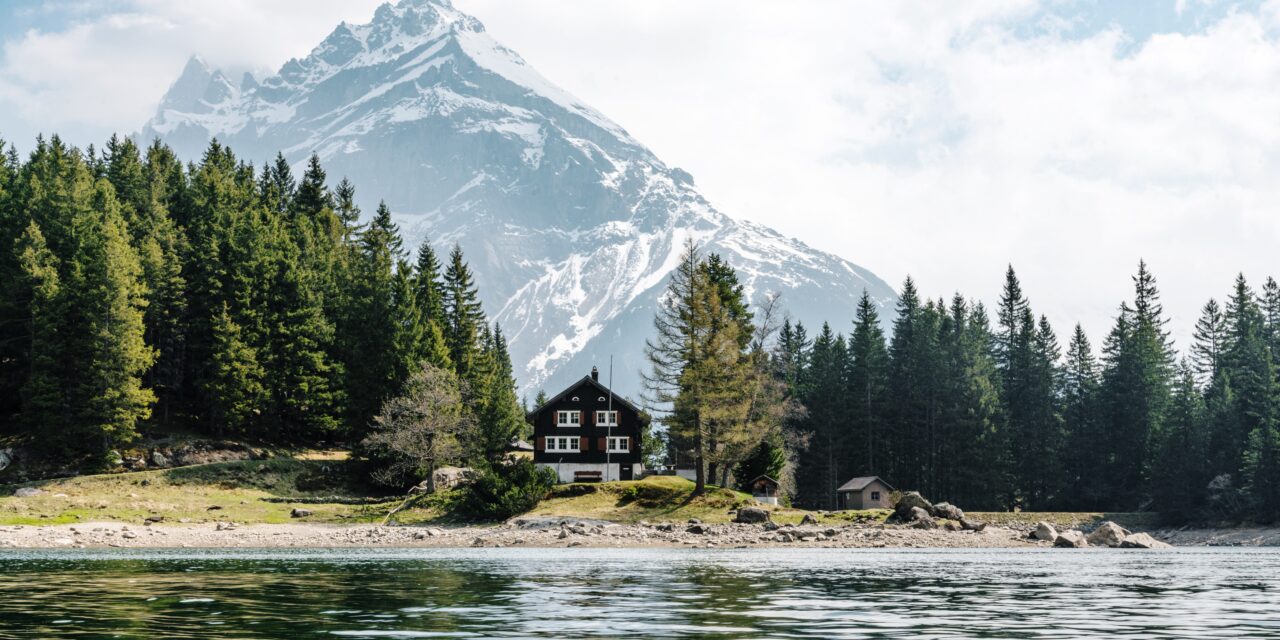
362,363 -> 474,490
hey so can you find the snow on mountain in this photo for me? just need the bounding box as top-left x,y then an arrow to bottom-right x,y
140,0 -> 897,400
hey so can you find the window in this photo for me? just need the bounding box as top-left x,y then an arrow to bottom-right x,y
871,491 -> 881,501
556,410 -> 581,427
571,396 -> 579,402
598,396 -> 607,402
607,436 -> 629,453
595,410 -> 619,426
546,437 -> 581,452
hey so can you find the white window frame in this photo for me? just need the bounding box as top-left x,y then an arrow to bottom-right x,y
556,410 -> 581,427
546,436 -> 581,453
607,436 -> 629,453
595,410 -> 619,426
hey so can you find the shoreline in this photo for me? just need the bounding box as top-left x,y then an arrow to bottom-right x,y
0,518 -> 1255,550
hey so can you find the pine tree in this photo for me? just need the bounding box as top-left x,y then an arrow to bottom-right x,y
796,323 -> 848,508
847,290 -> 890,477
442,244 -> 486,382
69,186 -> 157,455
13,222 -> 66,447
1098,261 -> 1176,509
206,303 -> 267,435
1152,361 -> 1210,521
471,325 -> 526,462
1061,324 -> 1102,509
1191,299 -> 1227,386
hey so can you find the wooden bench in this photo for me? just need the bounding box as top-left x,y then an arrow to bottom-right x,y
574,470 -> 603,483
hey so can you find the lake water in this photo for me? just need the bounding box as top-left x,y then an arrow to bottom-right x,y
0,547 -> 1278,638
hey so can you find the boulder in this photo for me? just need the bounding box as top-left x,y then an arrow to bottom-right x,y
800,513 -> 819,526
1053,530 -> 1087,548
1086,521 -> 1130,548
893,492 -> 934,520
762,521 -> 780,531
931,502 -> 964,521
290,508 -> 313,518
432,466 -> 472,491
734,507 -> 771,524
150,451 -> 170,468
13,487 -> 42,498
0,448 -> 11,472
943,520 -> 961,532
1119,533 -> 1173,549
1032,521 -> 1058,542
686,524 -> 711,535
909,507 -> 937,529
960,519 -> 986,532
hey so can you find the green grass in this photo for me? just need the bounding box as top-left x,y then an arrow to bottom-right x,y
523,475 -> 891,525
0,459 -> 408,526
969,511 -> 1161,531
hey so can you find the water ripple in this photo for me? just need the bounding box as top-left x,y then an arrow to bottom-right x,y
0,547 -> 1278,638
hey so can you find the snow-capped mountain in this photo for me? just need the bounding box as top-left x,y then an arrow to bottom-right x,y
140,0 -> 897,400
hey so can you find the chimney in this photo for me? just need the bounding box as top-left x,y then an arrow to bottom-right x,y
591,366 -> 599,382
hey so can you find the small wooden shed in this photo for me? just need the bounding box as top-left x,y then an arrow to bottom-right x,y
748,475 -> 780,505
836,476 -> 895,510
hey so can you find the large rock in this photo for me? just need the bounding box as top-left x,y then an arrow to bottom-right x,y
0,448 -> 10,472
150,451 -> 170,468
931,502 -> 964,521
433,466 -> 472,490
1033,521 -> 1058,542
800,513 -> 819,526
1054,530 -> 1088,548
894,492 -> 934,520
290,508 -> 313,518
960,518 -> 986,532
13,487 -> 42,498
1119,533 -> 1173,549
1086,521 -> 1130,548
909,507 -> 937,529
734,507 -> 771,524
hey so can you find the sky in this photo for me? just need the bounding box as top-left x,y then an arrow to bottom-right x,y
2,0 -> 1279,353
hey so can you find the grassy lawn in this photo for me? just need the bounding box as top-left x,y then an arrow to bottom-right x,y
525,475 -> 890,525
1,460 -> 1160,529
0,459 -> 404,526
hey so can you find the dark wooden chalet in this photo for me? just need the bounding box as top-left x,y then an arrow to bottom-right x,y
528,367 -> 647,483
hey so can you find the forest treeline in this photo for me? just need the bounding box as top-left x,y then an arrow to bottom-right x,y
0,135 -> 526,469
647,243 -> 1280,522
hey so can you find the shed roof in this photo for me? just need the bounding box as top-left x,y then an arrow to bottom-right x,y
748,475 -> 779,486
836,476 -> 895,493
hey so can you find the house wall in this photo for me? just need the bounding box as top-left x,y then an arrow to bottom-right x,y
536,462 -> 644,484
860,481 -> 893,509
530,377 -> 643,481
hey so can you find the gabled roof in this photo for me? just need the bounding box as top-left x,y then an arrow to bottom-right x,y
749,475 -> 779,486
837,476 -> 895,492
527,375 -> 643,418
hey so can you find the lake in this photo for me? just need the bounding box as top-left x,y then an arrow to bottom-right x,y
0,547 -> 1277,638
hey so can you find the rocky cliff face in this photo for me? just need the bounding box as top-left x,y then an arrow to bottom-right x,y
141,0 -> 896,399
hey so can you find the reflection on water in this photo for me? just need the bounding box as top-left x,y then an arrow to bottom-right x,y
0,547 -> 1278,638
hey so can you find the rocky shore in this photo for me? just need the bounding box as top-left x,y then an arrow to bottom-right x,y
0,517 -> 1190,550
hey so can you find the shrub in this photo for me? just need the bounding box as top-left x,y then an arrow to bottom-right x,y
457,458 -> 557,520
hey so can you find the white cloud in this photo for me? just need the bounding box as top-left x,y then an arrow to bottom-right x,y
2,0 -> 1279,351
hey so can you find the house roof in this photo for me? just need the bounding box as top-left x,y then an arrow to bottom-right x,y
836,476 -> 895,493
527,375 -> 644,419
749,475 -> 779,486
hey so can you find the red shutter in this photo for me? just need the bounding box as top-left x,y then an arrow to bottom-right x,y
627,436 -> 633,452
579,437 -> 587,451
537,436 -> 545,452
597,437 -> 606,451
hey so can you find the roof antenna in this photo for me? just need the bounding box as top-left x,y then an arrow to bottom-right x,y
605,355 -> 614,482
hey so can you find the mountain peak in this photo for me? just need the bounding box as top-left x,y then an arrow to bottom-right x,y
140,0 -> 897,397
